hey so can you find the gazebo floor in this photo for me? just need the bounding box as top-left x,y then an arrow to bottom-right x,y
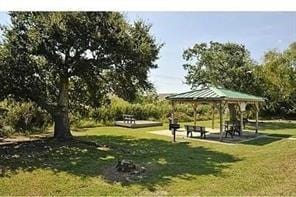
150,129 -> 261,144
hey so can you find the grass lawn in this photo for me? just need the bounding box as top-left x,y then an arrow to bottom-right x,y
0,120 -> 296,195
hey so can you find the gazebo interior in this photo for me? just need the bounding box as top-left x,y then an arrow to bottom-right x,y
166,86 -> 265,141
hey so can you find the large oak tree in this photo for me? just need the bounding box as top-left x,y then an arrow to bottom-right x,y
183,41 -> 260,120
0,12 -> 162,140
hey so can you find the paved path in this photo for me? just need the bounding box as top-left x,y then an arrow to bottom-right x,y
0,134 -> 51,145
149,129 -> 296,145
149,129 -> 254,145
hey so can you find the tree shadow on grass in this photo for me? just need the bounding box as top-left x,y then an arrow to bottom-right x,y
241,132 -> 293,146
241,137 -> 283,146
0,135 -> 241,191
264,133 -> 293,138
256,122 -> 296,131
246,121 -> 296,139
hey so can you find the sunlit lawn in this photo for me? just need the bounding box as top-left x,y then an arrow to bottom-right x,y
0,120 -> 296,195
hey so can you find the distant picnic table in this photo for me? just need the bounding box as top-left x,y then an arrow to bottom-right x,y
123,114 -> 136,124
224,120 -> 247,138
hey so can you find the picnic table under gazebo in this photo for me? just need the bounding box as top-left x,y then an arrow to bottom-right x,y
166,86 -> 265,141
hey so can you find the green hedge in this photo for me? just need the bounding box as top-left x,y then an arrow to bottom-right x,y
0,97 -> 215,136
0,100 -> 51,136
90,97 -> 212,124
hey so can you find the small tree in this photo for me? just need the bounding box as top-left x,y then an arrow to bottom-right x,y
0,12 -> 162,140
258,43 -> 296,117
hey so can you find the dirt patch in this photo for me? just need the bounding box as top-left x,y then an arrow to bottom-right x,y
0,133 -> 52,145
102,160 -> 147,183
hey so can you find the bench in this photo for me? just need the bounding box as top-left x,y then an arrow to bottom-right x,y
224,121 -> 241,138
185,125 -> 208,139
123,114 -> 136,124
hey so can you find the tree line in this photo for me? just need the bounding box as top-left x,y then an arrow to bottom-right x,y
183,41 -> 296,120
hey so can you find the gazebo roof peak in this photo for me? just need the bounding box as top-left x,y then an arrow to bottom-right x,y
166,86 -> 265,102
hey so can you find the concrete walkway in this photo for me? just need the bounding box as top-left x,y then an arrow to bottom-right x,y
149,129 -> 257,145
149,129 -> 296,145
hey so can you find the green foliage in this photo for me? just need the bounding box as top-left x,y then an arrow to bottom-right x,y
183,41 -> 259,94
182,41 -> 260,121
89,96 -> 212,124
257,43 -> 296,118
0,116 -> 13,137
0,12 -> 162,107
0,100 -> 51,136
183,41 -> 296,119
133,89 -> 159,104
0,12 -> 162,138
71,118 -> 103,129
91,97 -> 163,123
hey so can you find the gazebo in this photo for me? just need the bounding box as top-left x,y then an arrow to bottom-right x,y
166,86 -> 265,140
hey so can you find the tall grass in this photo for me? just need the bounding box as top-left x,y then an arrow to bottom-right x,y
90,97 -> 213,124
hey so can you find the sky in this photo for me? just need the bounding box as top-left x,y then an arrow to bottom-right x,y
1,12 -> 295,93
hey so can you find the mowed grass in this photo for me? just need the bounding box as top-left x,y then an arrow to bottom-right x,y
0,120 -> 296,195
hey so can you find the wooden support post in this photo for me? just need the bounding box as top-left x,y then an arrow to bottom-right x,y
212,104 -> 215,129
193,103 -> 197,126
239,102 -> 246,136
240,110 -> 243,136
219,101 -> 224,141
171,101 -> 176,142
171,101 -> 175,123
255,102 -> 259,134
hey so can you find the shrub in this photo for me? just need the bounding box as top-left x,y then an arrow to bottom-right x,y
90,97 -> 213,124
72,118 -> 102,128
0,100 -> 51,135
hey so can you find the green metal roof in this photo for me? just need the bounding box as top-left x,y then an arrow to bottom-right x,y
166,87 -> 265,102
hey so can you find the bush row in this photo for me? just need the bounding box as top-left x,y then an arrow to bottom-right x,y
0,96 -> 264,138
89,97 -> 213,124
0,100 -> 51,137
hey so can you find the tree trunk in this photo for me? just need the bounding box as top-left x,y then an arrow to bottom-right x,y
53,111 -> 71,140
53,77 -> 72,140
228,103 -> 238,122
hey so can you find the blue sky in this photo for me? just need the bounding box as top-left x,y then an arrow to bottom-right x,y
1,12 -> 295,93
